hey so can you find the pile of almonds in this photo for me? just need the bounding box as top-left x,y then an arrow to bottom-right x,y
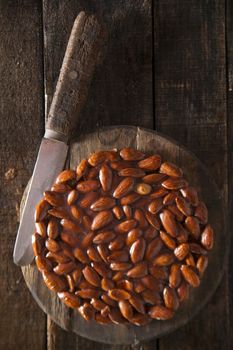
32,148 -> 214,326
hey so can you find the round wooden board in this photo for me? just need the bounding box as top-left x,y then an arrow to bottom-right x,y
21,126 -> 228,345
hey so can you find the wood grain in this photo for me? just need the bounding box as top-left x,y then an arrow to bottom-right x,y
43,0 -> 153,348
153,1 -> 229,349
0,1 -> 46,349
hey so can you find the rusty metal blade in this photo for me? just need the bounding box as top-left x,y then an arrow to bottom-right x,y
13,138 -> 68,266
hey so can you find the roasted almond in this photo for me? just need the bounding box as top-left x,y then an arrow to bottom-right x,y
185,253 -> 196,267
99,164 -> 112,192
129,295 -> 145,314
149,266 -> 168,280
129,238 -> 146,263
141,275 -> 162,291
87,246 -> 102,262
101,278 -> 115,291
92,261 -> 112,278
61,219 -> 82,233
174,243 -> 189,261
96,244 -> 110,263
160,162 -> 183,178
61,231 -> 80,248
48,207 -> 69,220
149,305 -> 174,320
109,236 -> 125,251
163,192 -> 178,205
51,183 -> 71,193
76,289 -> 100,299
134,209 -> 148,228
113,177 -> 134,198
120,193 -> 140,205
134,183 -> 152,195
127,261 -> 148,278
145,237 -> 163,260
79,191 -> 98,208
197,255 -> 208,275
70,205 -> 83,222
130,313 -> 151,326
77,180 -> 100,193
73,247 -> 89,264
108,308 -> 125,324
148,198 -> 163,214
118,300 -> 133,320
177,282 -> 190,301
46,251 -> 71,264
95,313 -> 111,324
115,219 -> 137,233
54,261 -> 76,275
45,238 -> 60,253
122,205 -> 132,218
126,228 -> 143,246
167,204 -> 184,222
180,186 -> 199,206
93,231 -> 115,244
142,173 -> 167,184
78,303 -> 95,321
44,191 -> 64,207
32,233 -> 44,256
153,253 -> 174,266
144,227 -> 158,241
163,286 -> 179,310
117,279 -> 133,292
138,154 -> 161,170
160,230 -> 176,250
112,205 -> 124,220
42,271 -> 67,292
150,187 -> 168,199
76,159 -> 88,178
145,211 -> 160,230
110,160 -> 133,171
55,169 -> 76,184
35,199 -> 50,222
181,265 -> 200,287
160,209 -> 178,237
90,197 -> 116,212
35,255 -> 53,272
201,224 -> 214,250
185,216 -> 200,239
142,289 -> 162,305
162,177 -> 188,190
108,289 -> 131,301
107,250 -> 129,263
82,266 -> 101,287
169,264 -> 181,288
110,262 -> 132,271
194,201 -> 208,224
189,243 -> 207,255
81,231 -> 94,249
67,189 -> 79,205
35,222 -> 47,238
118,167 -> 145,177
120,147 -> 145,161
175,197 -> 192,216
91,210 -> 113,231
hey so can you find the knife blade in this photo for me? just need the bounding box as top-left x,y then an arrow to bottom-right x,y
13,12 -> 107,266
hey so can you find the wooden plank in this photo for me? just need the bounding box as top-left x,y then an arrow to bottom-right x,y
43,0 -> 153,348
153,1 -> 229,349
226,0 -> 233,348
0,1 -> 46,349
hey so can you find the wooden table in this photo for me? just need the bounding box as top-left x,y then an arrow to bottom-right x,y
0,1 -> 232,349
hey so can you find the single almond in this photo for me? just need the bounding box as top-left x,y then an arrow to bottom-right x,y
96,244 -> 110,264
160,209 -> 178,237
163,287 -> 179,310
45,238 -> 60,253
138,154 -> 161,170
92,261 -> 112,278
195,201 -> 208,224
127,261 -> 148,278
35,255 -> 53,272
143,173 -> 167,184
162,177 -> 188,190
163,192 -> 178,205
67,189 -> 79,205
60,219 -> 82,234
54,261 -> 76,275
169,264 -> 181,288
79,191 -> 98,208
160,230 -> 176,250
197,255 -> 208,275
181,265 -> 200,287
99,164 -> 112,191
48,207 -> 70,220
129,295 -> 145,314
76,159 -> 88,178
77,180 -> 100,193
135,183 -> 152,195
118,300 -> 133,320
108,307 -> 125,324
118,167 -> 145,177
93,231 -> 115,244
160,162 -> 183,178
150,187 -> 169,199
145,211 -> 160,230
153,253 -> 174,266
90,197 -> 116,211
201,224 -> 214,250
185,216 -> 200,239
87,246 -> 102,262
117,279 -> 133,292
149,266 -> 168,280
167,204 -> 184,222
148,198 -> 163,214
130,313 -> 151,326
120,147 -> 145,161
42,271 -> 67,293
82,266 -> 101,287
55,169 -> 76,184
109,236 -> 125,251
73,247 -> 89,264
129,238 -> 146,263
177,282 -> 190,301
115,219 -> 137,233
112,205 -> 124,219
149,305 -> 174,320
78,303 -> 95,321
141,275 -> 162,291
110,160 -> 133,171
60,232 -> 79,248
189,243 -> 207,255
32,233 -> 44,256
174,243 -> 189,261
76,289 -> 100,299
110,262 -> 132,271
175,197 -> 192,216
44,191 -> 64,207
101,278 -> 115,291
126,228 -> 143,246
134,209 -> 148,228
120,193 -> 140,205
145,237 -> 163,260
35,199 -> 50,222
91,210 -> 113,231
35,222 -> 47,238
81,231 -> 94,249
113,177 -> 134,198
180,186 -> 199,206
122,205 -> 132,218
108,289 -> 131,301
142,289 -> 162,305
107,250 -> 129,263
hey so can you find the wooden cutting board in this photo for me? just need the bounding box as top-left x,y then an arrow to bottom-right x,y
21,126 -> 228,345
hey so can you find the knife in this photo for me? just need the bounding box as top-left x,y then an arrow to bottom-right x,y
13,12 -> 106,266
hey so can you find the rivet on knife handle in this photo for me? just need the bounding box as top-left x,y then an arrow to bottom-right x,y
45,12 -> 107,142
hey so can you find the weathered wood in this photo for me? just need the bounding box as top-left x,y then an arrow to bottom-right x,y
42,0 -> 153,348
22,125 -> 226,345
226,1 -> 233,348
153,1 -> 229,349
0,1 -> 46,349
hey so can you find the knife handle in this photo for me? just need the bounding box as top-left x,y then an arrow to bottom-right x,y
45,12 -> 107,142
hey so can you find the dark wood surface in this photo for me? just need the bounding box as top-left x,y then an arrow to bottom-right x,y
0,0 -> 231,349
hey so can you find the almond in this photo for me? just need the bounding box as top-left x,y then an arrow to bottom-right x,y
118,300 -> 133,320
44,191 -> 64,207
160,231 -> 176,250
142,173 -> 167,184
91,210 -> 113,231
54,261 -> 76,275
110,262 -> 132,271
175,197 -> 192,216
195,201 -> 208,224
92,261 -> 112,278
35,255 -> 53,272
189,243 -> 207,255
101,278 -> 115,291
81,231 -> 94,249
87,151 -> 108,166
77,180 -> 100,193
180,186 -> 199,206
127,261 -> 148,278
148,198 -> 163,214
42,271 -> 67,292
201,224 -> 214,250
160,209 -> 178,237
163,286 -> 179,310
122,205 -> 132,218
162,177 -> 188,190
129,296 -> 145,314
76,159 -> 88,178
78,303 -> 95,321
141,275 -> 162,291
134,209 -> 148,228
142,289 -> 162,305
60,219 -> 82,233
149,305 -> 174,320
113,177 -> 135,198
117,279 -> 133,292
79,191 -> 98,208
174,243 -> 189,261
130,314 -> 151,326
153,253 -> 174,266
58,291 -> 80,308
83,266 -> 101,287
185,216 -> 200,239
185,253 -> 196,267
35,199 -> 50,222
67,189 -> 79,205
95,313 -> 111,324
145,237 -> 163,260
32,233 -> 44,256
120,193 -> 140,205
48,207 -> 70,220
144,227 -> 158,241
150,187 -> 169,199
45,238 -> 60,253
107,250 -> 129,263
60,232 -> 79,248
145,211 -> 160,230
163,192 -> 178,205
160,162 -> 183,178
96,244 -> 110,263
99,164 -> 112,191
177,282 -> 190,301
126,228 -> 143,246
90,197 -> 115,212
76,289 -> 100,299
138,154 -> 161,170
118,167 -> 145,177
93,231 -> 115,244
110,160 -> 133,171
51,183 -> 71,193
108,308 -> 125,324
46,251 -> 71,264
73,247 -> 89,264
181,265 -> 200,287
55,169 -> 76,184
90,298 -> 108,311
70,205 -> 83,222
135,183 -> 152,195
129,238 -> 146,263
87,246 -> 102,262
167,204 -> 184,222
109,236 -> 125,251
149,266 -> 168,280
108,289 -> 131,301
197,255 -> 208,275
35,222 -> 47,238
120,147 -> 145,161
169,264 -> 181,288
112,205 -> 124,219
115,219 -> 137,233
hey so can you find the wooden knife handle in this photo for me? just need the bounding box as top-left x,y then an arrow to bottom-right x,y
45,12 -> 107,142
